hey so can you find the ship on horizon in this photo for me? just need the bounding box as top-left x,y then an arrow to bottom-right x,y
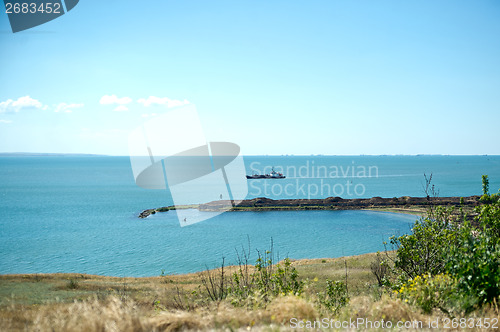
246,167 -> 285,179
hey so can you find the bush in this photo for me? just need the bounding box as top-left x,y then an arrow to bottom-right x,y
318,279 -> 349,314
370,252 -> 389,287
388,175 -> 500,313
446,221 -> 500,312
480,193 -> 492,204
388,209 -> 458,280
477,199 -> 500,241
201,242 -> 303,307
395,274 -> 456,314
268,257 -> 302,296
482,175 -> 490,195
230,253 -> 303,304
67,278 -> 79,289
451,184 -> 500,312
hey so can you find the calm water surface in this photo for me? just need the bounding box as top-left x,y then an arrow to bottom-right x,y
0,155 -> 498,276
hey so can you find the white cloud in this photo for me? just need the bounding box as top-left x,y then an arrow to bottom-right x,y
137,96 -> 190,108
113,105 -> 129,112
54,103 -> 84,113
100,94 -> 132,105
0,119 -> 13,124
0,96 -> 48,113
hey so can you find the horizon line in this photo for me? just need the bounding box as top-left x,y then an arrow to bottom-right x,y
1,152 -> 499,157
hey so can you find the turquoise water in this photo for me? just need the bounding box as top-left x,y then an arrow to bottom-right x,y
0,155 -> 499,276
245,155 -> 500,199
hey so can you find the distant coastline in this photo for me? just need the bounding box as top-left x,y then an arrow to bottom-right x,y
139,195 -> 481,218
0,152 -> 106,157
1,153 -> 498,157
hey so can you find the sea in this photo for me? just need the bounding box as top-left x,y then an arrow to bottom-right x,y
0,155 -> 499,277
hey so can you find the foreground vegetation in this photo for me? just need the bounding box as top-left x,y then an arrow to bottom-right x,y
1,176 -> 499,331
386,175 -> 500,315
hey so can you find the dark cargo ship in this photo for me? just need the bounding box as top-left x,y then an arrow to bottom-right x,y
246,167 -> 285,179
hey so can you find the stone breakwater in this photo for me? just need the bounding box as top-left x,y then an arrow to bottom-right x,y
138,206 -> 171,218
138,195 -> 481,218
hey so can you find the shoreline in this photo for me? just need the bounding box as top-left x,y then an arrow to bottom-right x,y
139,195 -> 480,218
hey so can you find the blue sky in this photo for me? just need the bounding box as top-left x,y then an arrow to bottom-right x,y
0,0 -> 499,155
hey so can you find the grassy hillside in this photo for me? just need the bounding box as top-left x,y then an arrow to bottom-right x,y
1,251 -> 498,331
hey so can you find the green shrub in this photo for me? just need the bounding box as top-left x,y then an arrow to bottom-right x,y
395,274 -> 456,314
446,221 -> 500,312
202,243 -> 303,307
269,258 -> 302,296
389,175 -> 500,313
231,253 -> 302,303
477,199 -> 500,241
482,175 -> 490,195
479,194 -> 492,204
318,279 -> 349,314
67,279 -> 79,289
389,210 -> 458,280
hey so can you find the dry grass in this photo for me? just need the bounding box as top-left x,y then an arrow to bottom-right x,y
0,295 -> 317,331
1,253 -> 499,331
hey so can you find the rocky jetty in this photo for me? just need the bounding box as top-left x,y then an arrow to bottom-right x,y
138,206 -> 170,219
198,195 -> 481,211
138,195 -> 481,218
